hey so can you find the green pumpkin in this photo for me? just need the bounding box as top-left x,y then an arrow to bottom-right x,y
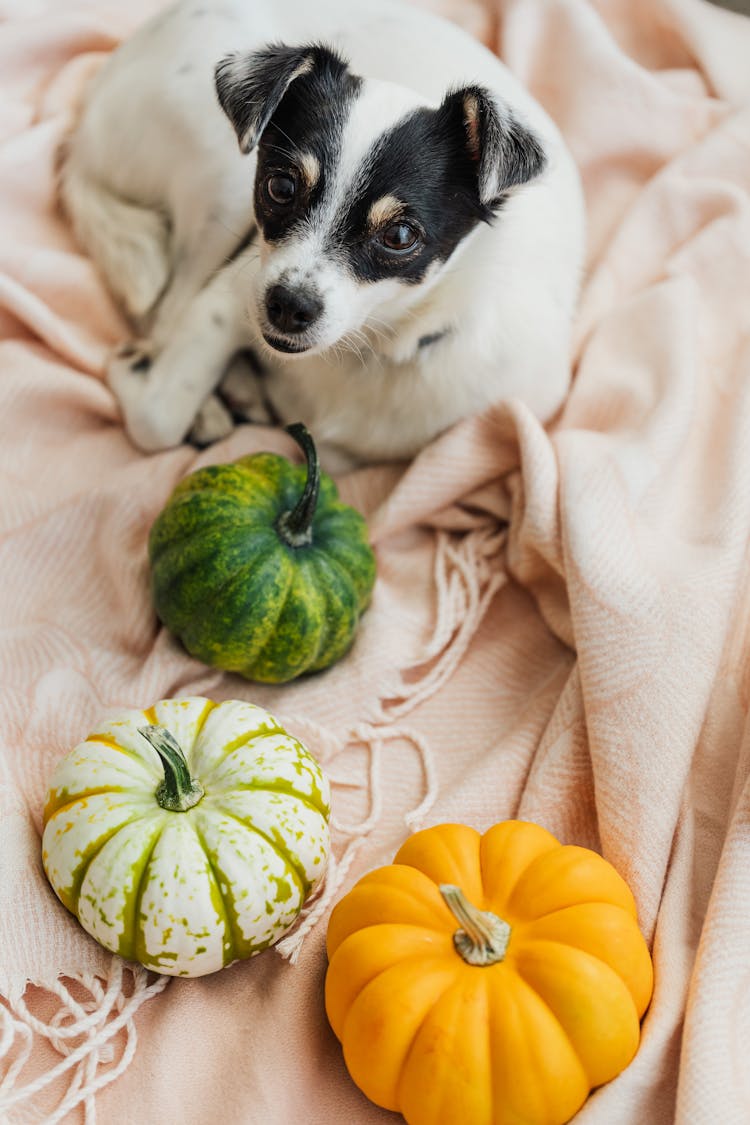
148,424 -> 376,683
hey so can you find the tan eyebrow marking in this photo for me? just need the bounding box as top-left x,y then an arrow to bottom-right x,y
298,152 -> 320,189
367,195 -> 405,229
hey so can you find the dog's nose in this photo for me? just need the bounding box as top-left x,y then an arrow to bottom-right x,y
265,284 -> 323,334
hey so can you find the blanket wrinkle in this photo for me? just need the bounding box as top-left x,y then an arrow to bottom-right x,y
2,0 -> 750,1121
368,525 -> 508,723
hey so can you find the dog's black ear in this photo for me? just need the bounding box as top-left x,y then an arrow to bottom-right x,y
442,86 -> 547,207
215,44 -> 348,154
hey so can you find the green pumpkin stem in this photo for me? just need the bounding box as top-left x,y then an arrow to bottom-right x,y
439,884 -> 511,966
277,422 -> 320,548
139,725 -> 204,812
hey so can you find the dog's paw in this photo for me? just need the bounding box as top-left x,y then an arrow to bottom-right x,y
188,394 -> 235,448
218,353 -> 274,425
106,341 -> 187,452
107,340 -> 155,395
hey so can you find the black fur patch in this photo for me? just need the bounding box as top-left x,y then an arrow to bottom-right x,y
330,90 -> 546,284
236,51 -> 546,288
332,102 -> 493,285
251,47 -> 361,244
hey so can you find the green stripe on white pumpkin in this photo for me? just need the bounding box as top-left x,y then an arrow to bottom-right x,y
42,698 -> 331,977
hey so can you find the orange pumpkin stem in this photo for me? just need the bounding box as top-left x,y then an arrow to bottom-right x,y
439,884 -> 511,967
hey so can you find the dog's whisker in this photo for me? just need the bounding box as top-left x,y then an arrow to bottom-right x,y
343,329 -> 374,368
215,217 -> 246,241
264,130 -> 299,162
264,145 -> 297,165
363,316 -> 397,343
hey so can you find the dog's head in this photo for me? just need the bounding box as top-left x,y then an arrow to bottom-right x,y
215,44 -> 546,357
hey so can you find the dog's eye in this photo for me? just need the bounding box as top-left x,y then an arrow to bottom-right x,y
380,222 -> 420,253
266,173 -> 297,206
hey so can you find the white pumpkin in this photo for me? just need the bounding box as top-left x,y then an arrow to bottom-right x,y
42,697 -> 330,977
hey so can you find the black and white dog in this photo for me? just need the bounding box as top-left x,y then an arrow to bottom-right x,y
60,0 -> 585,466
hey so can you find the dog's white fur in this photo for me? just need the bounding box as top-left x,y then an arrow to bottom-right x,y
60,0 -> 585,466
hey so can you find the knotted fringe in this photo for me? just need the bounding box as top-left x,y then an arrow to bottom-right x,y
0,958 -> 168,1124
370,526 -> 507,723
277,524 -> 506,963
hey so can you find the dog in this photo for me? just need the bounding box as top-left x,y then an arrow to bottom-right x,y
59,0 -> 585,468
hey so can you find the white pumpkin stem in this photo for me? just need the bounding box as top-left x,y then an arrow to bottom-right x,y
139,725 -> 205,812
276,422 -> 320,548
439,884 -> 511,966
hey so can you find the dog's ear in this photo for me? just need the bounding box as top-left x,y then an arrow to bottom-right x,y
215,45 -> 315,154
215,44 -> 347,154
442,85 -> 547,207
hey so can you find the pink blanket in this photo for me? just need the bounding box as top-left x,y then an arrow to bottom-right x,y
2,0 -> 750,1121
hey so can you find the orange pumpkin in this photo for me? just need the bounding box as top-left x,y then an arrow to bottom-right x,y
325,820 -> 653,1125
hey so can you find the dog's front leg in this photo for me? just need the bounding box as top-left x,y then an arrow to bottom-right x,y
107,265 -> 255,453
